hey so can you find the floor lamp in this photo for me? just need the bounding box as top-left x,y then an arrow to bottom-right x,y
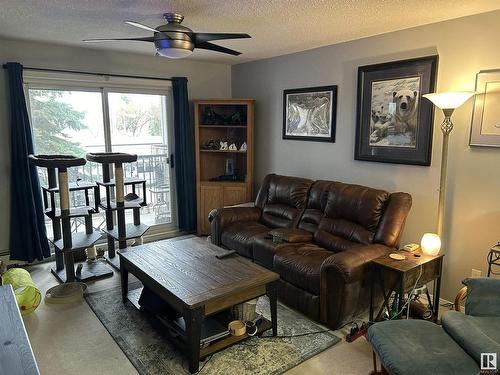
421,92 -> 475,249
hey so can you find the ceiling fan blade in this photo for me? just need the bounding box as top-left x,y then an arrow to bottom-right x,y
195,42 -> 241,56
193,33 -> 251,44
83,37 -> 154,43
124,20 -> 160,34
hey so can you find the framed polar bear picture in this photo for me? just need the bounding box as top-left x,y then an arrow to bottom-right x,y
355,55 -> 438,165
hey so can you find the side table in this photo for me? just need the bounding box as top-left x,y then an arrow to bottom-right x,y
369,251 -> 444,323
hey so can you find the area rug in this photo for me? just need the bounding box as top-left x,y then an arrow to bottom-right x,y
85,285 -> 341,375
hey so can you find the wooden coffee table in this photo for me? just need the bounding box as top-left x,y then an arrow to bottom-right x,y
118,237 -> 279,373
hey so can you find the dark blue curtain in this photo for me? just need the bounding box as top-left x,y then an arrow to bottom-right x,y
172,77 -> 196,232
6,62 -> 51,262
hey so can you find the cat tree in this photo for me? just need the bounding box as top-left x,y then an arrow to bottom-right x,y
86,152 -> 150,269
29,154 -> 113,283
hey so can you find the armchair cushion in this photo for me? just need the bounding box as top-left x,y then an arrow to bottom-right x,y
367,320 -> 479,375
442,311 -> 500,369
274,243 -> 333,295
463,277 -> 500,317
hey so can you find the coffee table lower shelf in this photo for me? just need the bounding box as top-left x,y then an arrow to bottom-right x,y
199,318 -> 271,358
125,285 -> 273,359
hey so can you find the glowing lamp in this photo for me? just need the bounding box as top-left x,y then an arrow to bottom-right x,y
420,233 -> 441,256
423,92 -> 475,110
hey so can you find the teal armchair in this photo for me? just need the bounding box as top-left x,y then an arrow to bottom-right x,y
367,277 -> 500,375
441,278 -> 500,370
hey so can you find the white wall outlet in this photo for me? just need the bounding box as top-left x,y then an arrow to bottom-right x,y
471,268 -> 482,278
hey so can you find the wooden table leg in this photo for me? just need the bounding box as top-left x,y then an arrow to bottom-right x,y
185,307 -> 203,374
267,282 -> 278,336
120,262 -> 128,303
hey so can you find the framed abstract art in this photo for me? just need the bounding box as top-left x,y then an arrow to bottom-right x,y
283,85 -> 337,142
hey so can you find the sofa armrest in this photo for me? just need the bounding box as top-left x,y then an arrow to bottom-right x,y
321,244 -> 391,284
209,207 -> 262,246
319,244 -> 392,328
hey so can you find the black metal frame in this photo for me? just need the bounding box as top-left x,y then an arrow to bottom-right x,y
355,55 -> 438,166
282,85 -> 337,142
369,256 -> 443,323
487,246 -> 500,277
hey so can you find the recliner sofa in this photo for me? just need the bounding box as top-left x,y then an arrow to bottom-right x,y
209,173 -> 412,329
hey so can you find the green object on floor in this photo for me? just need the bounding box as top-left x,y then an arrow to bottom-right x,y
1,268 -> 41,315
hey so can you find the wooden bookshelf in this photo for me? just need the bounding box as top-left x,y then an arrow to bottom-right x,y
195,99 -> 254,235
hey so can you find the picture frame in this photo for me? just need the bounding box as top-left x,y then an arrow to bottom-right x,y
469,69 -> 500,147
355,55 -> 438,165
283,85 -> 337,142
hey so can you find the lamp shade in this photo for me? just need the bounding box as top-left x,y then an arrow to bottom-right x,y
422,92 -> 475,110
420,233 -> 441,256
156,47 -> 193,59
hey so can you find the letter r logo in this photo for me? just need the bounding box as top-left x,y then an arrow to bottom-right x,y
481,353 -> 497,370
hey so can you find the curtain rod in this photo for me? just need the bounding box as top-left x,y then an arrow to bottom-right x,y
2,64 -> 173,82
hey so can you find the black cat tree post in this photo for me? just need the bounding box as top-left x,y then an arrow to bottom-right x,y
86,152 -> 149,269
29,155 -> 113,283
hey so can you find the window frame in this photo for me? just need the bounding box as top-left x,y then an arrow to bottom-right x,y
24,70 -> 178,239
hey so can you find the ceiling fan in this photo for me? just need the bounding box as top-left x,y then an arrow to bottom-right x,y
83,12 -> 250,58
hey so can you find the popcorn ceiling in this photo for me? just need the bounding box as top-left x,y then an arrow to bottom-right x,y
0,0 -> 497,64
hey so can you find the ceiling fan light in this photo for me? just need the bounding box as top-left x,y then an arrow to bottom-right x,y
156,47 -> 193,59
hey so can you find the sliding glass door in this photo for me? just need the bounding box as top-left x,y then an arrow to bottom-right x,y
27,81 -> 176,237
106,91 -> 173,226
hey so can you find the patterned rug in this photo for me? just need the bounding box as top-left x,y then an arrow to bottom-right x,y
85,285 -> 341,375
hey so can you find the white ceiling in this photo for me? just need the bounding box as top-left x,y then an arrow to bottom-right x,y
0,0 -> 499,64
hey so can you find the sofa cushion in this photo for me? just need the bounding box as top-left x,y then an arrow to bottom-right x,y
324,182 -> 390,232
314,218 -> 372,252
274,243 -> 333,295
298,180 -> 331,233
261,203 -> 299,228
442,311 -> 500,369
255,174 -> 313,228
367,320 -> 479,375
221,221 -> 270,259
276,278 -> 320,322
253,229 -> 313,269
252,236 -> 284,269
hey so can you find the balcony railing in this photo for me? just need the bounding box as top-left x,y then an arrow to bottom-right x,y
37,143 -> 172,229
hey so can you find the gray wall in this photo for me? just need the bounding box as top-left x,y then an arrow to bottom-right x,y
232,10 -> 500,300
0,38 -> 231,255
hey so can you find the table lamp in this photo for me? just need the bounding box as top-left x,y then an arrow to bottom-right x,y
420,232 -> 441,256
422,91 -> 475,237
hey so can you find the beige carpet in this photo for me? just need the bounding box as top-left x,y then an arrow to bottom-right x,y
22,261 -> 373,375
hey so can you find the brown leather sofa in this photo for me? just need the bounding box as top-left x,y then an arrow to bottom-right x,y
209,174 -> 412,329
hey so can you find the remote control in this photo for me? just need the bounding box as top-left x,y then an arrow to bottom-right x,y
216,250 -> 236,259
